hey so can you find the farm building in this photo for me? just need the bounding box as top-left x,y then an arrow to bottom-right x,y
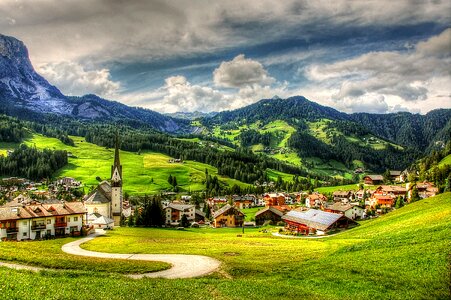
324,203 -> 365,220
263,193 -> 286,207
232,194 -> 257,209
282,209 -> 356,235
213,204 -> 245,228
363,175 -> 384,185
305,193 -> 327,208
332,191 -> 353,203
254,206 -> 285,225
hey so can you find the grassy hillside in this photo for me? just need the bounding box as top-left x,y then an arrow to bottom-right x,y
1,193 -> 449,299
438,154 -> 451,167
0,134 -> 250,195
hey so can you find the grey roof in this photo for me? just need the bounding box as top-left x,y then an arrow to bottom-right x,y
85,181 -> 112,204
213,204 -> 244,218
333,191 -> 351,197
282,209 -> 344,231
365,175 -> 384,181
92,215 -> 114,225
255,206 -> 284,218
167,203 -> 194,211
389,170 -> 402,176
195,209 -> 206,217
326,203 -> 353,212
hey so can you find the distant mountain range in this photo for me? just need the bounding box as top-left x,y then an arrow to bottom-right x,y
0,34 -> 181,132
1,33 -> 450,171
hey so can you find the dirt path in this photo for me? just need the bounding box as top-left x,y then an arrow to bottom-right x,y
1,230 -> 221,279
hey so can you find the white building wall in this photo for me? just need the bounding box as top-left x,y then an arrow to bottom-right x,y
85,203 -> 110,219
18,219 -> 30,241
66,214 -> 83,232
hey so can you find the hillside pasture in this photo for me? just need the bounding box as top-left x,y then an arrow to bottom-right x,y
0,134 -> 249,194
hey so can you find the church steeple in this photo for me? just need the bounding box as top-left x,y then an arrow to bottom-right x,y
111,132 -> 122,187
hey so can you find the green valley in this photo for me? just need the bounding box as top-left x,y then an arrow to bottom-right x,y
0,133 -> 250,195
1,193 -> 449,299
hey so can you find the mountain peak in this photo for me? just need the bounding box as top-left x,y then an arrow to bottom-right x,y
0,33 -> 71,115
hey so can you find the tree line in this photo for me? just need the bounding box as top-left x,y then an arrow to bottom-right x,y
0,144 -> 68,180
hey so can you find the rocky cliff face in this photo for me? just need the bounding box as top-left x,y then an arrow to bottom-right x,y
0,34 -> 73,115
0,34 -> 182,132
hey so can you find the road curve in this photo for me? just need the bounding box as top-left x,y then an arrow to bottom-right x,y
61,230 -> 221,279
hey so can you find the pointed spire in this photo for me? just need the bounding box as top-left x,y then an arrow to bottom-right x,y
111,131 -> 122,186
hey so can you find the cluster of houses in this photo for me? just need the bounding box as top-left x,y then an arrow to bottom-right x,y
204,180 -> 438,235
0,176 -> 82,201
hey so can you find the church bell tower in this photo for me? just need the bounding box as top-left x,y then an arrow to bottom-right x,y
111,133 -> 123,226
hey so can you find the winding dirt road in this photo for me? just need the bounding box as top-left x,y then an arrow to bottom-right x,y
1,230 -> 221,279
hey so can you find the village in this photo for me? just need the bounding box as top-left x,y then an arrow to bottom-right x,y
0,138 -> 439,241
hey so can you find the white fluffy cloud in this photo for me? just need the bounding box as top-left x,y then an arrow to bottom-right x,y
305,28 -> 451,113
213,54 -> 274,88
37,61 -> 120,98
123,73 -> 288,113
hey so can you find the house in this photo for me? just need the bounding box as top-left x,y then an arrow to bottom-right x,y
332,191 -> 353,203
363,175 -> 384,185
282,209 -> 356,235
263,193 -> 286,206
254,206 -> 284,225
324,202 -> 365,220
164,203 -> 196,225
389,171 -> 402,182
374,185 -> 407,198
415,181 -> 439,199
305,193 -> 327,208
213,204 -> 245,228
207,196 -> 227,207
232,194 -> 256,209
0,200 -> 85,241
371,195 -> 395,208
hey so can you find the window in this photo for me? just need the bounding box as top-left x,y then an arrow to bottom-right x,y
67,217 -> 70,222
47,219 -> 51,224
74,217 -> 78,222
22,221 -> 27,225
23,232 -> 27,237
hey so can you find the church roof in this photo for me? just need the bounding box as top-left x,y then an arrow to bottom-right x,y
85,181 -> 112,204
92,215 -> 114,225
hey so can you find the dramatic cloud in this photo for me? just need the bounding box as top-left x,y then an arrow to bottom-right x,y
0,1 -> 449,113
1,0 -> 449,65
305,28 -> 451,113
37,61 -> 120,98
213,54 -> 275,88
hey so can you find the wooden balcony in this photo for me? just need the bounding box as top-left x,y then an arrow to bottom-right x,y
31,224 -> 46,230
6,227 -> 18,233
54,222 -> 67,228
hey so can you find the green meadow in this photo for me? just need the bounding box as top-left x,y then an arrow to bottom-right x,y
438,154 -> 451,167
1,193 -> 449,299
0,134 -> 250,195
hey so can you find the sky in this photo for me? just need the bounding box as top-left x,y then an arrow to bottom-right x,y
1,0 -> 450,114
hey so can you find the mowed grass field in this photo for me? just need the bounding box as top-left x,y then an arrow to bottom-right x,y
1,193 -> 449,299
0,134 -> 249,195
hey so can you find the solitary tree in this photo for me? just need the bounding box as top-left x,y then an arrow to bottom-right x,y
180,214 -> 190,227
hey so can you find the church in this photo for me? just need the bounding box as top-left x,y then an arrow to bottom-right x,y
84,135 -> 123,226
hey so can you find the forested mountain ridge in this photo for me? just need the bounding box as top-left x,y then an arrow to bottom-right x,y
201,96 -> 451,152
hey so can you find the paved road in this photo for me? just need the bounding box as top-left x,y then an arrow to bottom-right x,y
63,230 -> 221,279
1,230 -> 221,279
